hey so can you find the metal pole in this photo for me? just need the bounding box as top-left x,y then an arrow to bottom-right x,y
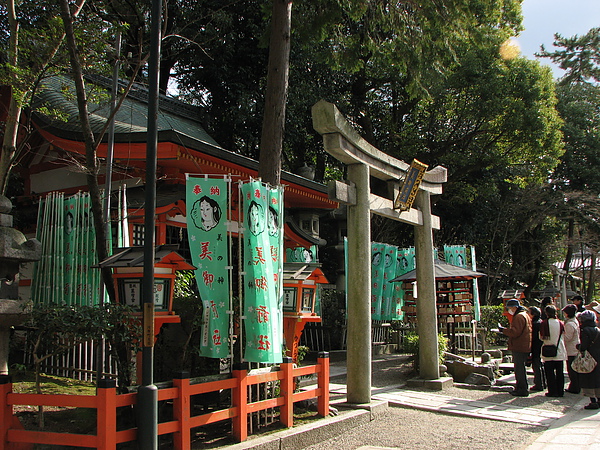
138,0 -> 161,447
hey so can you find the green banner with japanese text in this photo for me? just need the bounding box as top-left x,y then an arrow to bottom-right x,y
391,247 -> 416,320
371,242 -> 386,320
381,244 -> 398,320
444,245 -> 467,268
186,176 -> 230,358
32,192 -> 101,306
241,180 -> 284,364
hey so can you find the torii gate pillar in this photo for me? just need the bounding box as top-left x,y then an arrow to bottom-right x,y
312,100 -> 447,404
346,163 -> 372,403
414,190 -> 439,380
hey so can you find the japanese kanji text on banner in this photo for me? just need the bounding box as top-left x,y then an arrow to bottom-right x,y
241,180 -> 284,364
186,177 -> 230,358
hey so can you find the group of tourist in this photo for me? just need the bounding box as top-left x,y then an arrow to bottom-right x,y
499,295 -> 600,410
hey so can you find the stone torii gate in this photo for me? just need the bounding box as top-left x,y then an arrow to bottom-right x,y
312,100 -> 448,404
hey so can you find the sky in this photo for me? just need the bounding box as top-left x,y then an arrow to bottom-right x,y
516,0 -> 600,78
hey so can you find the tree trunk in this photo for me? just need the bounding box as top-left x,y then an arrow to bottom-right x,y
258,0 -> 292,186
562,218 -> 575,274
0,0 -> 20,194
59,0 -> 115,302
586,250 -> 596,302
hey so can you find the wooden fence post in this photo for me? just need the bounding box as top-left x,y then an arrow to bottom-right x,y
317,352 -> 330,417
172,371 -> 191,450
232,363 -> 248,442
96,378 -> 117,450
0,375 -> 12,450
280,357 -> 294,428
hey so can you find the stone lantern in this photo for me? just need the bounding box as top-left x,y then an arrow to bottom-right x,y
0,195 -> 41,375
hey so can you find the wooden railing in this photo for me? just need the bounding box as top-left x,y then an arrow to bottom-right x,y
0,353 -> 330,449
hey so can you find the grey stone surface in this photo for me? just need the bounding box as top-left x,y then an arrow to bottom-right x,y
445,359 -> 495,382
464,372 -> 492,386
0,195 -> 41,375
406,376 -> 453,390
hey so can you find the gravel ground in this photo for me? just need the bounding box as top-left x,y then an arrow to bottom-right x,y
302,353 -> 584,450
303,407 -> 543,450
355,353 -> 582,414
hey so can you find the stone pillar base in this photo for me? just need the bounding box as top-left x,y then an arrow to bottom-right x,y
406,376 -> 454,391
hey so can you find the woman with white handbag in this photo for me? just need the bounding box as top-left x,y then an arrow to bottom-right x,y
577,310 -> 600,410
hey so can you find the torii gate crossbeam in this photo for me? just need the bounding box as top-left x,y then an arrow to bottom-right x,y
312,100 -> 448,404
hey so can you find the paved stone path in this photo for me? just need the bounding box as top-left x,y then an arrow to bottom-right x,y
329,382 -> 563,427
373,389 -> 563,426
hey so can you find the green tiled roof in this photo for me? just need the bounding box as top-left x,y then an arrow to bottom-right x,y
32,74 -> 221,147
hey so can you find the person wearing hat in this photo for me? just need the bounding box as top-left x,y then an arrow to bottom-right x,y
571,295 -> 585,313
577,310 -> 600,409
499,299 -> 532,396
562,304 -> 581,394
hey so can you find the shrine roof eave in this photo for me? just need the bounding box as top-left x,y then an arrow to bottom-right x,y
34,126 -> 338,211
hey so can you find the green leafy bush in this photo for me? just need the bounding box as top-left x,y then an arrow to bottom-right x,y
479,305 -> 509,347
23,302 -> 141,392
403,330 -> 448,370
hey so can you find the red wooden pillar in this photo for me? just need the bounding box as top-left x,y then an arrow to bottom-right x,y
232,363 -> 249,442
317,352 -> 330,417
172,372 -> 191,450
0,375 -> 12,450
280,357 -> 294,428
96,378 -> 117,450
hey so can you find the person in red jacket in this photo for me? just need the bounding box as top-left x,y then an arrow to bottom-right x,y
499,299 -> 533,396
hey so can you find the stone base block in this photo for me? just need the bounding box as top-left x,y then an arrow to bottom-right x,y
406,376 -> 454,391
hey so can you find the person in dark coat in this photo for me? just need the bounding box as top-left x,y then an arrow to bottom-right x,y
499,299 -> 532,396
528,306 -> 544,391
540,297 -> 553,321
577,310 -> 600,409
571,295 -> 585,313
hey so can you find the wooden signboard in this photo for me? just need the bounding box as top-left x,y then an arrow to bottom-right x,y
394,159 -> 428,211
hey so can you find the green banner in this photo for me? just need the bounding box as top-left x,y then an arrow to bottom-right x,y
267,187 -> 284,359
286,245 -> 317,263
32,192 -> 101,306
381,244 -> 398,320
470,245 -> 481,321
186,177 -> 230,358
241,180 -> 284,364
371,242 -> 386,320
391,247 -> 416,320
444,245 -> 467,268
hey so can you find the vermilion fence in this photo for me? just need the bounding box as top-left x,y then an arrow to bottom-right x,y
0,354 -> 330,449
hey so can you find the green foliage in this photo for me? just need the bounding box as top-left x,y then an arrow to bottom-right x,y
296,345 -> 310,365
174,270 -> 198,299
479,305 -> 509,347
479,305 -> 509,330
318,289 -> 346,349
538,27 -> 600,84
24,302 -> 141,391
403,330 -> 448,369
